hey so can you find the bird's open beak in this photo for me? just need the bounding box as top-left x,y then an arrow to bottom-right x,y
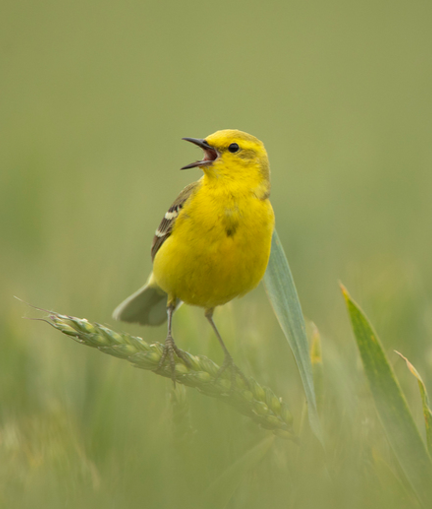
181,138 -> 218,170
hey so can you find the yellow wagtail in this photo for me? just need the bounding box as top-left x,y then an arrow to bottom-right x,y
113,129 -> 275,384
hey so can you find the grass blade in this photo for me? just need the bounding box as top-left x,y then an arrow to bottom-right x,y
202,436 -> 274,509
395,351 -> 432,456
341,284 -> 432,504
310,323 -> 324,410
263,230 -> 323,444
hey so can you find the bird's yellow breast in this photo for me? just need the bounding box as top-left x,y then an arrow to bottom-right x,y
153,179 -> 275,309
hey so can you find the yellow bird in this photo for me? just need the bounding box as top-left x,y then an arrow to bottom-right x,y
113,129 -> 275,384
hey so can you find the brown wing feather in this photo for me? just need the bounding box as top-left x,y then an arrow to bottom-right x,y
151,180 -> 201,261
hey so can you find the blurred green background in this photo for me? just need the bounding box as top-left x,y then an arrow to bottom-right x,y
1,0 -> 432,507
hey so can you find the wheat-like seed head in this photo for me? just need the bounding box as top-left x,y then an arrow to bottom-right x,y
44,311 -> 295,440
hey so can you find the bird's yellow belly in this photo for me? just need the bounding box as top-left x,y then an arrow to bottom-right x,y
153,197 -> 274,309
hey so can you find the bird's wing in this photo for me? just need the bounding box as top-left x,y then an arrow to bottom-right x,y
151,180 -> 201,261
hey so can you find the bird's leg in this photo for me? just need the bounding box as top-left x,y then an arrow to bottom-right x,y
204,308 -> 249,389
157,302 -> 191,386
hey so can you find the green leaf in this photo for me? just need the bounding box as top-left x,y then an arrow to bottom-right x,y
341,284 -> 432,504
395,350 -> 432,456
263,230 -> 323,444
202,436 -> 274,509
310,322 -> 324,410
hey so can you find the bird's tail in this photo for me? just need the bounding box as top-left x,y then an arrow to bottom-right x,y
112,274 -> 168,326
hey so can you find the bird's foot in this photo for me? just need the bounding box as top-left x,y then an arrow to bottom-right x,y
156,335 -> 191,387
214,353 -> 249,390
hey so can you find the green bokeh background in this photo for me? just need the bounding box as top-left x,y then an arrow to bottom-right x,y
1,1 -> 432,507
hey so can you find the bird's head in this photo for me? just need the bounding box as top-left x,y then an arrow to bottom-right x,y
181,129 -> 270,184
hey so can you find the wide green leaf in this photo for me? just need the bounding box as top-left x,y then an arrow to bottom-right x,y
263,230 -> 323,444
395,350 -> 432,456
342,285 -> 432,504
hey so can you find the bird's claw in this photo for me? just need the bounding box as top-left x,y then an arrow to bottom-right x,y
156,335 -> 191,387
214,354 -> 249,390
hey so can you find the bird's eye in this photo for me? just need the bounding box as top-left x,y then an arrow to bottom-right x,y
228,143 -> 240,153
